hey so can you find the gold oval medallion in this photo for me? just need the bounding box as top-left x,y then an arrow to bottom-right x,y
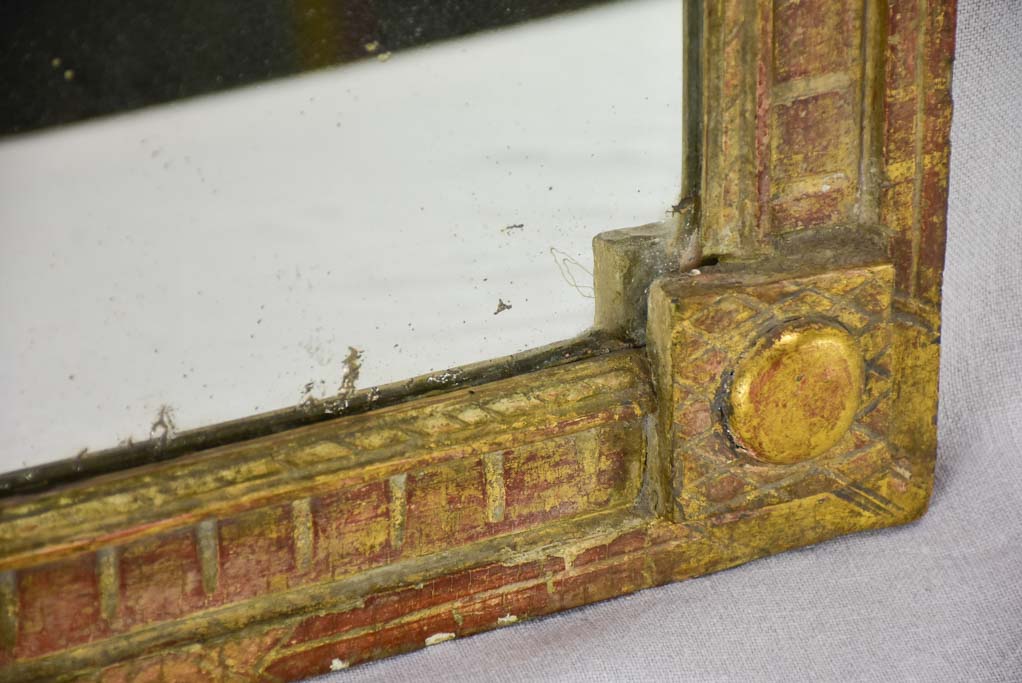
728,321 -> 863,465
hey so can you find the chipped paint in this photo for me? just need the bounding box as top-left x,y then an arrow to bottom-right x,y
425,632 -> 455,646
0,1 -> 954,679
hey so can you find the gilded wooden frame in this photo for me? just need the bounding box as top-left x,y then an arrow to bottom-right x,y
0,0 -> 956,679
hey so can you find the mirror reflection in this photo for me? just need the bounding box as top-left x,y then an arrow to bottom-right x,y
0,0 -> 682,476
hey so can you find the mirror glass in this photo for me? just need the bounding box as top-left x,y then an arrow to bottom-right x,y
0,0 -> 682,475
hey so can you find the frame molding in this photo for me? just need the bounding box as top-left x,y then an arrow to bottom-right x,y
0,1 -> 956,679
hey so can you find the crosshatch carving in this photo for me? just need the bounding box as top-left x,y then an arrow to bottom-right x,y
0,0 -> 956,679
648,263 -> 898,520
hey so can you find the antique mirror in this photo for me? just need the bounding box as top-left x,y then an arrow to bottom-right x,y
1,0 -> 686,484
0,0 -> 955,679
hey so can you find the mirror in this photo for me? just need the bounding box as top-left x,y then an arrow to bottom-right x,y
0,0 -> 683,477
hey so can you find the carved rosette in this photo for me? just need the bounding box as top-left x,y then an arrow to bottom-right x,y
0,0 -> 956,679
648,264 -> 899,520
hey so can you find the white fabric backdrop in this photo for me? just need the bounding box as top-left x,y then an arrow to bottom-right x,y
316,0 -> 1022,680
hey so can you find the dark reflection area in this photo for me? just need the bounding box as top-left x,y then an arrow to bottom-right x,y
1,0 -> 614,136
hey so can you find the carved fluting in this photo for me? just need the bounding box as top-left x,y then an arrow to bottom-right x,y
291,499 -> 314,574
700,0 -> 878,255
0,352 -> 650,679
196,520 -> 220,596
0,0 -> 956,678
0,573 -> 15,654
96,549 -> 119,626
386,474 -> 407,550
701,0 -> 762,257
481,453 -> 506,524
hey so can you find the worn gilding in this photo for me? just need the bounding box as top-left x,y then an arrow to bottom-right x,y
728,321 -> 864,464
0,0 -> 955,679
